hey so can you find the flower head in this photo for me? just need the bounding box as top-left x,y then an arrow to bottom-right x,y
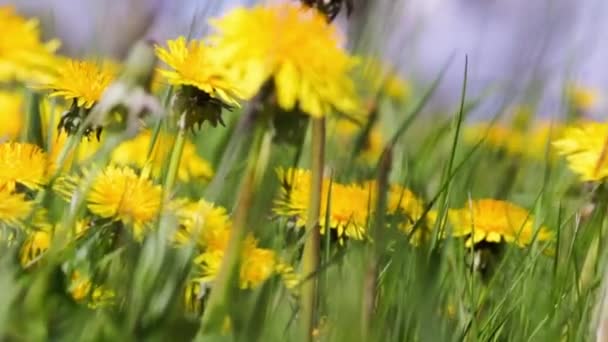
0,186 -> 33,226
210,4 -> 360,117
448,199 -> 553,248
111,130 -> 214,182
274,168 -> 373,241
173,198 -> 232,249
155,37 -> 241,107
20,229 -> 51,266
567,84 -> 599,113
59,165 -> 162,238
553,121 -> 608,182
0,91 -> 24,140
40,59 -> 115,109
0,142 -> 48,191
0,6 -> 60,83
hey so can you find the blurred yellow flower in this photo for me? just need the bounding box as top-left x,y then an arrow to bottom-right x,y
210,3 -> 360,117
111,130 -> 214,182
20,229 -> 50,266
0,6 -> 60,83
567,85 -> 599,112
274,168 -> 373,241
360,58 -> 411,102
448,199 -> 552,248
59,165 -> 162,238
0,142 -> 48,191
553,121 -> 608,181
465,120 -> 563,161
334,119 -> 384,165
155,37 -> 242,107
0,186 -> 33,226
194,236 -> 277,289
69,271 -> 114,307
0,91 -> 24,140
173,198 -> 232,248
38,59 -> 115,109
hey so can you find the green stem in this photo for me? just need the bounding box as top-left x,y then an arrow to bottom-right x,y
300,117 -> 325,342
21,90 -> 44,146
362,146 -> 393,339
199,120 -> 266,335
164,113 -> 187,193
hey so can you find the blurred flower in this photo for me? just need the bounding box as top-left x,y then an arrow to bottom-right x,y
0,186 -> 33,226
385,184 -> 431,243
39,59 -> 116,109
111,130 -> 214,182
274,168 -> 373,241
465,120 -> 563,161
69,271 -> 114,308
0,142 -> 48,191
37,59 -> 116,137
210,3 -> 360,118
173,198 -> 232,248
448,199 -> 552,248
155,37 -> 241,128
59,165 -> 162,238
333,119 -> 384,165
0,91 -> 24,141
567,84 -> 599,113
0,6 -> 60,83
360,58 -> 411,103
20,229 -> 50,266
553,121 -> 608,181
194,235 -> 277,289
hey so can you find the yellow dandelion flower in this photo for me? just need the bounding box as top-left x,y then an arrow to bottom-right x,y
210,3 -> 360,117
155,37 -> 242,107
0,142 -> 48,191
275,262 -> 300,289
553,121 -> 608,181
0,6 -> 60,83
60,165 -> 162,238
360,58 -> 411,102
20,229 -> 51,266
0,186 -> 33,226
173,198 -> 232,249
567,84 -> 599,112
333,119 -> 384,165
274,168 -> 373,241
194,238 -> 277,289
448,199 -> 553,248
69,271 -> 114,307
0,91 -> 24,140
39,59 -> 115,109
111,130 -> 214,182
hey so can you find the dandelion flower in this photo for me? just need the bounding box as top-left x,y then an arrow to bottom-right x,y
360,58 -> 411,102
567,84 -> 598,112
155,37 -> 242,128
210,3 -> 360,117
173,198 -> 232,249
39,59 -> 115,109
0,91 -> 24,140
334,119 -> 384,165
553,121 -> 608,182
0,186 -> 33,226
448,199 -> 553,248
274,168 -> 373,241
59,165 -> 162,238
111,130 -> 214,182
0,6 -> 60,83
194,237 -> 277,289
0,142 -> 48,191
20,229 -> 51,266
155,37 -> 241,107
69,271 -> 114,307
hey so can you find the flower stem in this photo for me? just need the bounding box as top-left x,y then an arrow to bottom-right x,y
164,113 -> 187,192
199,119 -> 267,334
300,117 -> 325,342
362,145 -> 393,339
21,90 -> 44,146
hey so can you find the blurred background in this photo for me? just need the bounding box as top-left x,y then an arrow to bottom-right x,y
3,0 -> 607,118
